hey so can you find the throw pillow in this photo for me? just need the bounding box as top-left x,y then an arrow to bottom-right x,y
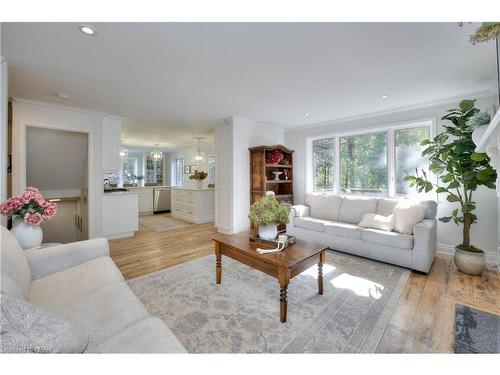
393,202 -> 426,235
0,293 -> 88,353
358,213 -> 395,232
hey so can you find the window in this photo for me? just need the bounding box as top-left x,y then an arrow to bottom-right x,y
174,158 -> 184,186
340,132 -> 387,195
313,138 -> 335,191
121,158 -> 137,184
308,121 -> 432,197
207,156 -> 216,186
395,126 -> 430,195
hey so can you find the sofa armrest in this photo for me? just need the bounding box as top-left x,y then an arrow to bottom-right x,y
412,219 -> 437,273
286,205 -> 310,234
25,238 -> 110,280
291,205 -> 310,218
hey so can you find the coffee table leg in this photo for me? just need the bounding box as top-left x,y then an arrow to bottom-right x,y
318,250 -> 325,295
278,267 -> 290,323
215,241 -> 222,284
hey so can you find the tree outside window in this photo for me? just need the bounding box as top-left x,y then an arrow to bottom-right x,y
340,132 -> 387,195
313,138 -> 335,191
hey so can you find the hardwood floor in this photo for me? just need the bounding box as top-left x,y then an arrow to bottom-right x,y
109,217 -> 499,353
109,215 -> 217,280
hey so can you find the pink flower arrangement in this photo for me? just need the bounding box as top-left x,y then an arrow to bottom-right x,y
0,187 -> 57,225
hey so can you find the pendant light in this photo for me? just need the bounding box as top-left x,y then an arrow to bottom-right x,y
151,143 -> 163,161
194,137 -> 204,162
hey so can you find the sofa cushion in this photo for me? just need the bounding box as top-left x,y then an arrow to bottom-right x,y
324,222 -> 361,239
0,226 -> 32,299
377,198 -> 437,219
361,228 -> 414,250
376,198 -> 399,216
0,293 -> 88,353
420,200 -> 438,219
394,202 -> 426,235
44,283 -> 150,345
294,217 -> 328,232
94,317 -> 187,353
305,193 -> 342,221
29,257 -> 125,309
359,213 -> 395,232
338,196 -> 379,224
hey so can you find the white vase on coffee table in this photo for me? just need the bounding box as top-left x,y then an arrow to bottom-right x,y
258,224 -> 278,241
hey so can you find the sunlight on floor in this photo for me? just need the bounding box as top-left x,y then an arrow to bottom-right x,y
330,273 -> 385,300
301,263 -> 336,277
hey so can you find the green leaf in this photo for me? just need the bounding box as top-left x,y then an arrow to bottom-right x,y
463,203 -> 476,213
459,99 -> 476,113
439,216 -> 452,223
436,187 -> 448,193
424,182 -> 433,193
447,194 -> 461,203
477,169 -> 495,182
471,152 -> 486,162
447,181 -> 460,189
420,139 -> 432,146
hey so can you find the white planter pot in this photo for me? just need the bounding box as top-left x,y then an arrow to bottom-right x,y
10,221 -> 43,250
258,224 -> 278,241
454,246 -> 486,276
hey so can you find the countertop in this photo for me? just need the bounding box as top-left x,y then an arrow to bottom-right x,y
172,187 -> 215,191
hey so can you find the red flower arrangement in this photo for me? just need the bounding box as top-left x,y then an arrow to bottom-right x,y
0,187 -> 57,225
265,150 -> 284,164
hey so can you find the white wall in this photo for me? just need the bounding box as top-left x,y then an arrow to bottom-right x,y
12,99 -> 107,238
285,94 -> 499,264
215,116 -> 285,233
26,127 -> 87,196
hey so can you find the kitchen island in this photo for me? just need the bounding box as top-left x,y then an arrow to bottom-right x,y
171,187 -> 215,224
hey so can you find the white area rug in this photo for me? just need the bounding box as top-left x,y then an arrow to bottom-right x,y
128,250 -> 410,353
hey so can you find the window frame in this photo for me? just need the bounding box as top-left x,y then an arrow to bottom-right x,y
305,118 -> 436,198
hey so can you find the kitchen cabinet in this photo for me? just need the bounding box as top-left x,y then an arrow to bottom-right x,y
103,192 -> 138,239
171,187 -> 214,223
128,187 -> 154,215
102,117 -> 122,171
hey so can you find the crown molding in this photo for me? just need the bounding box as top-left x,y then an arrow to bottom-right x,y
11,97 -> 115,118
285,89 -> 497,133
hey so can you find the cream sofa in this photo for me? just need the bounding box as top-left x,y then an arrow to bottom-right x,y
0,225 -> 186,353
287,193 -> 438,273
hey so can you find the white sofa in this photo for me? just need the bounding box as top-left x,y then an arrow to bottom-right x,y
0,225 -> 186,353
286,193 -> 438,273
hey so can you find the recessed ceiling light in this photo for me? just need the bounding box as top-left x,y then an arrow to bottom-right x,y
79,25 -> 97,36
54,92 -> 70,99
304,113 -> 311,117
380,95 -> 389,100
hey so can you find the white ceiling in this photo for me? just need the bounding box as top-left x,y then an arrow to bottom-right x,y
2,22 -> 497,149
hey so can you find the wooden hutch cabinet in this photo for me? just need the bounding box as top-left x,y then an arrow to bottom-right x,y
249,145 -> 294,206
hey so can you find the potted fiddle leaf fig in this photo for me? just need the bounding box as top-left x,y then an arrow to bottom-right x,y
248,196 -> 291,241
405,99 -> 497,275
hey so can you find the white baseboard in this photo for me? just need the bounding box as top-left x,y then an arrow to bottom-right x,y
437,243 -> 498,267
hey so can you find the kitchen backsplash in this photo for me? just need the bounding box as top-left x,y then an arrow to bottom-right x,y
104,172 -> 119,186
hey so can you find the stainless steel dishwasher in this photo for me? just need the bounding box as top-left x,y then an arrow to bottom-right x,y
153,187 -> 171,213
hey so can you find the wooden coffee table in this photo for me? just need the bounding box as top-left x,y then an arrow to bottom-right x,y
212,232 -> 327,322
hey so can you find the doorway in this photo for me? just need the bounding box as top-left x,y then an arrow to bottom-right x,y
25,126 -> 89,243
